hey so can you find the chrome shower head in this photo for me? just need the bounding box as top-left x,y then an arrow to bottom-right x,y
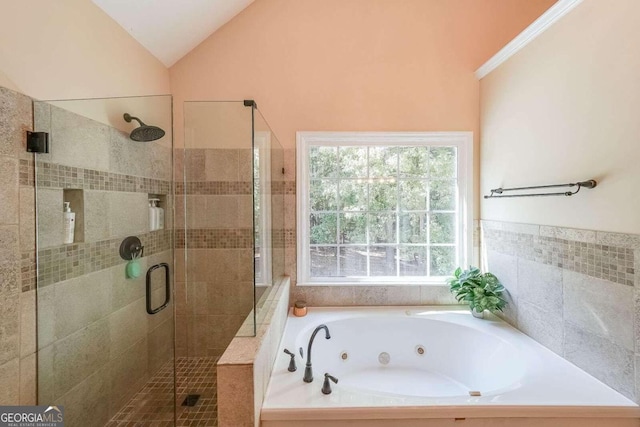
123,113 -> 165,142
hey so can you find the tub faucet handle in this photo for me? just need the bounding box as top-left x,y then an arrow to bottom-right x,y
283,349 -> 297,372
322,373 -> 338,395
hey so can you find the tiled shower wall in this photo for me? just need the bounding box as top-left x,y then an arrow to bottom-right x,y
32,101 -> 174,427
175,148 -> 254,357
482,220 -> 639,402
0,86 -> 37,405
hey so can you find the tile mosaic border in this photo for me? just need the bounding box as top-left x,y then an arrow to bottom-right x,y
482,221 -> 635,287
175,181 -> 251,195
19,159 -> 172,194
273,229 -> 295,249
175,180 -> 292,196
21,251 -> 36,292
176,228 -> 253,249
35,229 -> 172,287
271,181 -> 295,195
18,159 -> 35,186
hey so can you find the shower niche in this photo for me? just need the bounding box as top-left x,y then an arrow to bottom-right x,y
62,189 -> 84,243
32,95 -> 285,426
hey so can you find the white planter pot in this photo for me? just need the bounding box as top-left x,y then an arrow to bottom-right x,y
471,308 -> 485,319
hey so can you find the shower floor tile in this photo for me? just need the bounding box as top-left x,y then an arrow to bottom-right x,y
106,356 -> 219,427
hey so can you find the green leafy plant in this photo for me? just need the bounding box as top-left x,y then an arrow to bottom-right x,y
447,267 -> 507,313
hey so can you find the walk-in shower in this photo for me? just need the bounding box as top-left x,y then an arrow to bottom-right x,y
32,96 -> 284,426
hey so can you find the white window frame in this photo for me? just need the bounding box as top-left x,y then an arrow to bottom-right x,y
296,131 -> 473,286
254,131 -> 272,287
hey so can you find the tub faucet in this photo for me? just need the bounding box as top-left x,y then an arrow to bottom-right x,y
303,324 -> 331,383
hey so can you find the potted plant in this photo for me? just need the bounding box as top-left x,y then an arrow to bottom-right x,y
447,267 -> 507,318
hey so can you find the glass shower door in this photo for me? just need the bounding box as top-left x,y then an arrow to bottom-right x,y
177,100 -> 285,426
33,95 -> 176,427
177,101 -> 255,425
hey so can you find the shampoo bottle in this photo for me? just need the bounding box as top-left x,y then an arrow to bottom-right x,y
63,202 -> 75,244
149,199 -> 157,231
156,199 -> 165,230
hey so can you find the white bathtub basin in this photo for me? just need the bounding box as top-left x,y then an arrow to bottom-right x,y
262,306 -> 639,425
294,315 -> 526,398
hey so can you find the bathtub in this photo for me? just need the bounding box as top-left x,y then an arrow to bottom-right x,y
261,306 -> 640,427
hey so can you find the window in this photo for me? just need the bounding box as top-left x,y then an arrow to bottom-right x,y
296,132 -> 472,285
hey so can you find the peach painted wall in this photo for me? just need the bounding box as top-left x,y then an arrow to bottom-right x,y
0,70 -> 19,92
480,0 -> 640,234
0,0 -> 170,100
170,0 -> 555,217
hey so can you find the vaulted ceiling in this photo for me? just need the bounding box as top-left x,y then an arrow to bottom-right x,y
92,0 -> 255,66
92,0 -> 556,70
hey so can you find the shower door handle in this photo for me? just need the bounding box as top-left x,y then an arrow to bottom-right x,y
146,262 -> 170,315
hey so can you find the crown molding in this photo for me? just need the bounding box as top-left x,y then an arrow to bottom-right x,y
475,0 -> 584,79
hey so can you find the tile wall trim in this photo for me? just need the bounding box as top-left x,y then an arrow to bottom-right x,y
20,159 -> 172,194
596,231 -> 640,250
34,229 -> 172,288
176,228 -> 252,249
175,180 -> 292,196
540,225 -> 596,244
20,251 -> 37,292
481,219 -> 540,235
175,181 -> 251,195
271,181 -> 295,195
481,220 -> 636,287
273,229 -> 295,249
19,159 -> 35,187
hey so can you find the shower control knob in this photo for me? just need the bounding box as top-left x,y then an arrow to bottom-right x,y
284,349 -> 297,372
